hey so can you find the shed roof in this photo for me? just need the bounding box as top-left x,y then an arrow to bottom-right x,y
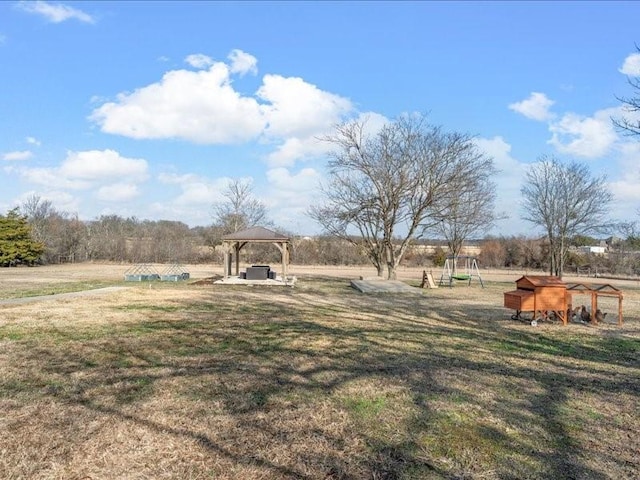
516,275 -> 566,287
221,226 -> 290,242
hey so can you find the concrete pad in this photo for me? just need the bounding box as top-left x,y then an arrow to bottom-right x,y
350,279 -> 421,294
214,276 -> 297,287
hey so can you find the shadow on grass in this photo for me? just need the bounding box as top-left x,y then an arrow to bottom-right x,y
1,277 -> 638,479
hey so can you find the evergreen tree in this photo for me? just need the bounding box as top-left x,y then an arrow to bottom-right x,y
0,208 -> 45,266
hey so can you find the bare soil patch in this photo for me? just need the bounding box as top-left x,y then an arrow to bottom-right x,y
0,263 -> 638,479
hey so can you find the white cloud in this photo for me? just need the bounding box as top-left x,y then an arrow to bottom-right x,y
10,149 -> 148,191
619,52 -> 640,76
91,50 -> 355,170
474,136 -> 523,174
185,54 -> 214,69
473,136 -> 531,234
265,167 -> 322,230
26,136 -> 41,146
158,172 -> 228,205
266,167 -> 320,194
228,49 -> 258,76
95,183 -> 140,202
17,1 -> 95,24
607,142 -> 640,208
509,92 -> 555,121
258,74 -> 353,138
90,60 -> 265,144
548,108 -> 618,158
3,150 -> 33,161
60,149 -> 148,181
267,111 -> 388,168
16,166 -> 90,190
266,136 -> 330,168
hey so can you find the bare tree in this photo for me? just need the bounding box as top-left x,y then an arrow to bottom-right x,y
213,179 -> 269,234
613,46 -> 640,137
20,195 -> 88,263
427,173 -> 499,265
521,155 -> 613,277
310,114 -> 496,279
20,194 -> 57,244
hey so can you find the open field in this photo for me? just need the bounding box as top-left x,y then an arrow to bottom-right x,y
1,263 -> 639,479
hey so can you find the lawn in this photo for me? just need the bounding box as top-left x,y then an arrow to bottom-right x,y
0,268 -> 638,479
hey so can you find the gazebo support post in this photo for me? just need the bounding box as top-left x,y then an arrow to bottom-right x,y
274,242 -> 288,280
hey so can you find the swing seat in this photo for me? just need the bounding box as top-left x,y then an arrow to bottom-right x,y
452,274 -> 471,281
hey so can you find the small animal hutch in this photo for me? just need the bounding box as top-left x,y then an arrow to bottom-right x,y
504,275 -> 568,324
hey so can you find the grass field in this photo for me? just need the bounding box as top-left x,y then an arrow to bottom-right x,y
0,264 -> 638,479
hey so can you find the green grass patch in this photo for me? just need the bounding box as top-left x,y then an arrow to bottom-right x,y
0,280 -> 120,300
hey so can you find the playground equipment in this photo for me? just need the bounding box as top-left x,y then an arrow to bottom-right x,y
438,255 -> 484,288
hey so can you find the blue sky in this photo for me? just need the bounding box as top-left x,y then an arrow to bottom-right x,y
1,1 -> 640,237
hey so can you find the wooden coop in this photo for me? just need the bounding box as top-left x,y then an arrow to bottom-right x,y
504,276 -> 568,325
566,282 -> 624,325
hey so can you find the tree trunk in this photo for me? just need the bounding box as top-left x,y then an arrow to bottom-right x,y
387,264 -> 397,280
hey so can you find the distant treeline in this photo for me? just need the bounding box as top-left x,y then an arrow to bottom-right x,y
11,210 -> 640,277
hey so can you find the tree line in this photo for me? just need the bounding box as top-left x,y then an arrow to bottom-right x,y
4,200 -> 640,278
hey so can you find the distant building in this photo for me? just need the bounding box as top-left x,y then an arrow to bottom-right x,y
578,245 -> 607,255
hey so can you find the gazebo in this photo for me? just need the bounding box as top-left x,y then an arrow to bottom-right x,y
220,226 -> 291,280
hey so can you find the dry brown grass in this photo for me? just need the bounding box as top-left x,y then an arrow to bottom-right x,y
0,264 -> 638,479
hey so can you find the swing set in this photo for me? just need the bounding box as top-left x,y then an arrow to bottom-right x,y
438,255 -> 484,288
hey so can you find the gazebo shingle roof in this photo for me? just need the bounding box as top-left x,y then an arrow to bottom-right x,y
221,226 -> 289,242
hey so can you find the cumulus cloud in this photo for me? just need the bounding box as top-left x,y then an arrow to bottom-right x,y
17,1 -> 95,24
259,74 -> 353,138
95,183 -> 140,202
548,108 -> 618,158
17,166 -> 91,190
26,136 -> 41,146
473,136 -> 525,224
474,136 -> 523,174
619,52 -> 640,76
607,142 -> 640,204
228,49 -> 258,76
265,167 -> 322,229
265,111 -> 388,168
11,149 -> 148,196
185,54 -> 214,69
266,167 -> 320,194
266,136 -> 330,168
509,92 -> 555,121
158,172 -> 229,205
90,59 -> 265,144
60,149 -> 148,181
90,49 -> 354,168
3,150 -> 33,161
